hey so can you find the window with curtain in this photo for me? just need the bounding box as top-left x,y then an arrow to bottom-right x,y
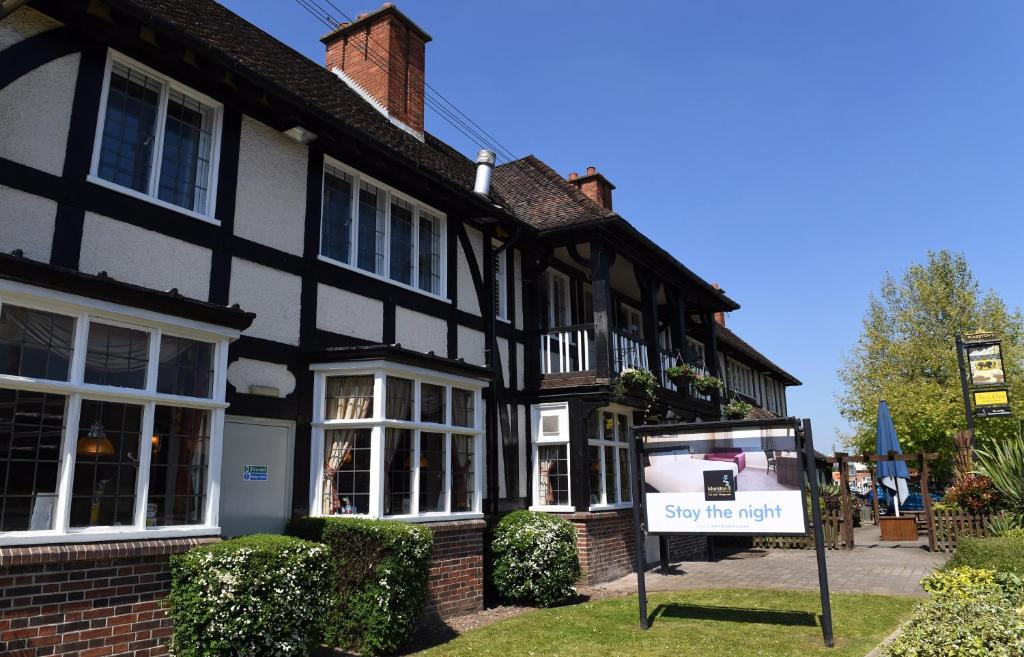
0,298 -> 230,541
321,161 -> 447,298
314,367 -> 483,518
534,403 -> 571,509
94,56 -> 220,216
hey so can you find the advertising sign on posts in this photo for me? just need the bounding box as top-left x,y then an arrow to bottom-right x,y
629,417 -> 833,647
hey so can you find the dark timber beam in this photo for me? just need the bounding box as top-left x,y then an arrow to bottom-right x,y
590,239 -> 614,380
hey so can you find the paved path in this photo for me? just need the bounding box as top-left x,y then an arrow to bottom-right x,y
591,540 -> 947,599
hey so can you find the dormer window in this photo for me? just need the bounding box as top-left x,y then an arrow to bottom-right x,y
90,51 -> 222,221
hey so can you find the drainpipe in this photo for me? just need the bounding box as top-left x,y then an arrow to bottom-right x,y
0,0 -> 30,20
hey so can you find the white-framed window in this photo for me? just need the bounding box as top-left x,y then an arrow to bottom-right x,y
319,158 -> 447,298
727,358 -> 756,399
531,402 -> 571,511
546,270 -> 571,328
588,407 -> 632,510
0,282 -> 234,546
90,50 -> 222,222
310,361 -> 484,520
494,246 -> 509,322
619,304 -> 643,339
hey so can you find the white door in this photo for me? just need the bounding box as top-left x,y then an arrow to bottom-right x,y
219,417 -> 294,537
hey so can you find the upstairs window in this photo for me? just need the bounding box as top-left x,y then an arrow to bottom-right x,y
320,161 -> 446,297
727,358 -> 756,399
92,53 -> 221,218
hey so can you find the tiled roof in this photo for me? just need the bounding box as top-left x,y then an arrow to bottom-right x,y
715,323 -> 801,385
492,156 -> 614,230
105,0 -> 508,210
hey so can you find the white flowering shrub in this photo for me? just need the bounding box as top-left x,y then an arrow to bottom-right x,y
167,534 -> 331,657
287,517 -> 433,656
491,511 -> 581,607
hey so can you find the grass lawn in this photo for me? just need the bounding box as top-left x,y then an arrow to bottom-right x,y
412,589 -> 918,657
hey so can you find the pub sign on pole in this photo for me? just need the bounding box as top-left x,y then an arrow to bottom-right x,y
960,333 -> 1012,418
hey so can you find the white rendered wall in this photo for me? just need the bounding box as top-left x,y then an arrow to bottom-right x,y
457,325 -> 486,367
0,185 -> 55,262
227,358 -> 296,398
234,116 -> 307,257
516,343 -> 525,390
316,283 -> 383,342
395,306 -> 446,354
0,53 -> 78,176
456,225 -> 482,316
230,258 -> 301,345
497,337 -> 510,387
0,7 -> 61,51
513,249 -> 524,330
79,213 -> 212,300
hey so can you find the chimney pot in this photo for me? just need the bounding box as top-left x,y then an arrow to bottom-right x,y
568,172 -> 578,181
567,165 -> 615,210
586,166 -> 597,175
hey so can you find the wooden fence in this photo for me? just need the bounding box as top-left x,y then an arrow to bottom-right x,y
933,509 -> 997,552
753,509 -> 846,550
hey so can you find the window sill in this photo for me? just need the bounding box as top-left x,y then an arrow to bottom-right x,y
86,175 -> 221,226
318,512 -> 483,523
0,524 -> 221,547
529,505 -> 575,513
317,254 -> 450,303
587,503 -> 634,512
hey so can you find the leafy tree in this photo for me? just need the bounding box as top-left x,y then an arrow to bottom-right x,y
837,250 -> 1024,477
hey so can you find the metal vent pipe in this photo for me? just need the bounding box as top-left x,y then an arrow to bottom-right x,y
473,149 -> 496,196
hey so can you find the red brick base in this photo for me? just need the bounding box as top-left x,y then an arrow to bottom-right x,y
562,510 -> 636,585
0,537 -> 218,657
423,519 -> 485,620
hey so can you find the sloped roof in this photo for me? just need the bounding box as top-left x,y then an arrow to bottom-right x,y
716,323 -> 801,386
493,156 -> 614,230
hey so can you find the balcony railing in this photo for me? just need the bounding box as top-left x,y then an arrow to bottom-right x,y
660,349 -> 712,400
612,330 -> 649,375
541,324 -> 595,375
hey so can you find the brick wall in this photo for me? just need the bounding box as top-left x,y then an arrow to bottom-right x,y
423,519 -> 485,621
564,510 -> 636,585
666,535 -> 707,561
0,537 -> 217,657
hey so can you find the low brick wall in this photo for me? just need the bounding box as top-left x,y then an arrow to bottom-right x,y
0,537 -> 218,657
665,535 -> 707,561
563,510 -> 636,585
423,519 -> 485,620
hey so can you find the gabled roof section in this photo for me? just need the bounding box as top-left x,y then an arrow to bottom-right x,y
493,156 -> 739,311
101,0 -> 507,210
715,323 -> 801,386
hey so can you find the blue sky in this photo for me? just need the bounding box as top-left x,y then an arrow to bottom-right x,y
221,0 -> 1024,451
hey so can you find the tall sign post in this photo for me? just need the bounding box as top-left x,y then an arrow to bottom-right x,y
956,333 -> 1011,450
630,417 -> 833,647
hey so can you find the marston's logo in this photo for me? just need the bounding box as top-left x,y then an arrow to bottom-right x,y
703,470 -> 736,501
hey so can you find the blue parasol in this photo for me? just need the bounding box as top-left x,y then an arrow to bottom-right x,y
875,400 -> 910,515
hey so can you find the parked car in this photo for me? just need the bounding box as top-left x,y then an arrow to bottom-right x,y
858,484 -> 942,515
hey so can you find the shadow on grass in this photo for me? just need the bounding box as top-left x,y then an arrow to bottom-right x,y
648,603 -> 819,629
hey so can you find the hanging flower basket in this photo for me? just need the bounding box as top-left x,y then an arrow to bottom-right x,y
692,375 -> 725,396
723,399 -> 753,420
665,363 -> 699,388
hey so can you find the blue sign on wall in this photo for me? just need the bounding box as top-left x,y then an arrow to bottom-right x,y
243,465 -> 269,481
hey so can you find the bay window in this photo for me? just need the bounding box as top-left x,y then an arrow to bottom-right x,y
91,52 -> 221,219
532,402 -> 571,510
0,291 -> 232,545
587,408 -> 632,509
312,362 -> 483,520
320,159 -> 446,297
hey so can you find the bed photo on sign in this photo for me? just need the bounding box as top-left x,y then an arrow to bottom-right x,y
643,427 -> 803,495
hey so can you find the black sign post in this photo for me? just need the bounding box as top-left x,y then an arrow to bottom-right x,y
630,417 -> 834,647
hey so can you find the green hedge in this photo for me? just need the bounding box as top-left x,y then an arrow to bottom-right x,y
948,534 -> 1024,575
491,510 -> 580,607
167,534 -> 331,657
287,516 -> 433,656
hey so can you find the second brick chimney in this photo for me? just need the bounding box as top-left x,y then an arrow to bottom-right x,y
321,4 -> 431,136
567,166 -> 615,210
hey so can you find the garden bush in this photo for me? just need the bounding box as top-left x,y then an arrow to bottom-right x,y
942,474 -> 1003,513
491,510 -> 580,607
948,534 -> 1024,576
167,534 -> 331,657
884,586 -> 1024,657
286,516 -> 433,656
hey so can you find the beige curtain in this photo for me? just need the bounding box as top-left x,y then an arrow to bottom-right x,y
322,376 -> 374,514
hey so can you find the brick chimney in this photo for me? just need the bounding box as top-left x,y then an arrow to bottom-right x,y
567,166 -> 615,210
321,4 -> 432,136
